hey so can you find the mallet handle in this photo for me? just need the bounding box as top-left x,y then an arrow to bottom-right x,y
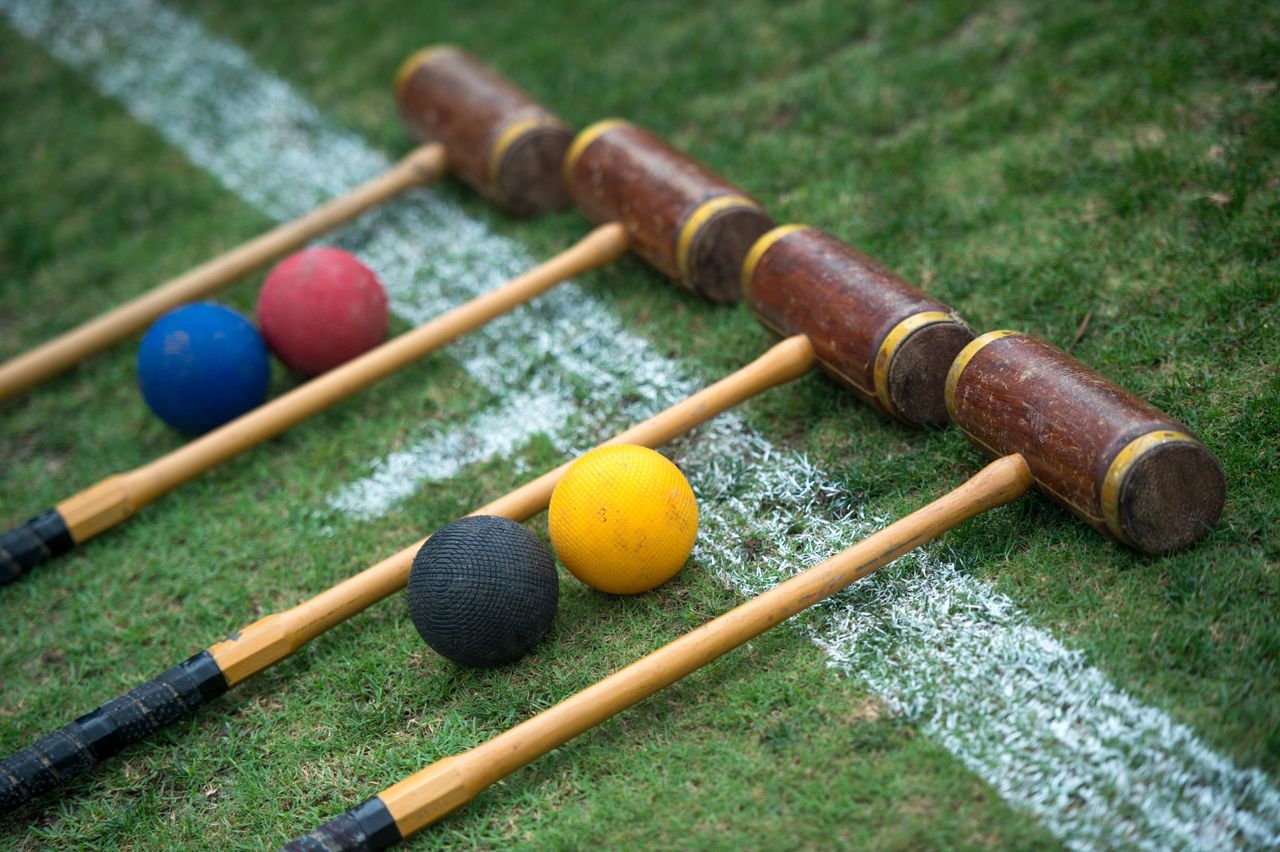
0,652 -> 226,812
0,336 -> 815,810
0,222 -> 628,583
296,454 -> 1033,844
0,145 -> 445,404
0,510 -> 73,584
285,797 -> 402,851
477,333 -> 819,521
211,334 -> 818,685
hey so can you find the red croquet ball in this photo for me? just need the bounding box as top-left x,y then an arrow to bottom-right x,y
256,246 -> 389,376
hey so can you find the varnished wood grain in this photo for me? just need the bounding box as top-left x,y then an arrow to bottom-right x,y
375,455 -> 1034,838
566,121 -> 774,303
207,336 -> 817,685
397,47 -> 572,215
746,226 -> 973,426
55,225 -> 631,544
948,332 -> 1225,552
0,145 -> 446,403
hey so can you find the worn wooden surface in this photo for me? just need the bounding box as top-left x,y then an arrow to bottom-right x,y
745,226 -> 972,426
55,225 -> 631,545
947,332 -> 1225,552
566,120 -> 774,303
396,46 -> 572,215
208,336 -> 817,686
374,454 -> 1034,839
0,145 -> 445,404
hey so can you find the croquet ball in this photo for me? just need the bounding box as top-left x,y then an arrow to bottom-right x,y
256,246 -> 388,376
407,515 -> 558,668
548,445 -> 698,595
136,302 -> 270,434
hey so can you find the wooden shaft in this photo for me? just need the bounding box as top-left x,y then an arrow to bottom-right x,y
0,145 -> 446,404
54,222 -> 630,544
208,335 -> 818,686
376,454 -> 1035,837
475,334 -> 816,523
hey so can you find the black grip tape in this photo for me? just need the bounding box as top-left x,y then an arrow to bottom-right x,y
283,797 -> 401,852
0,651 -> 227,812
0,509 -> 73,584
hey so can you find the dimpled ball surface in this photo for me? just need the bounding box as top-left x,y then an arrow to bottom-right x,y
136,302 -> 270,434
549,445 -> 699,595
256,246 -> 388,376
407,515 -> 558,668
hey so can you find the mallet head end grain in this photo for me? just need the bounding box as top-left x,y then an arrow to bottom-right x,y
680,196 -> 776,303
490,117 -> 575,216
883,318 -> 976,427
947,331 -> 1225,553
1103,431 -> 1225,553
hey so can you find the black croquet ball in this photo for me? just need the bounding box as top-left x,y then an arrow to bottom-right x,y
407,515 -> 558,668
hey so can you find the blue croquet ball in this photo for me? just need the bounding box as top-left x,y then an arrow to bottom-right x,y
137,302 -> 270,434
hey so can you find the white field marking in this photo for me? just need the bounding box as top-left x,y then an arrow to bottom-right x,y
682,418 -> 1280,850
327,388 -> 575,518
6,1 -> 1278,847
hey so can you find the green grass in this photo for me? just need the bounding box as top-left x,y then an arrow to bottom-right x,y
2,0 -> 1278,847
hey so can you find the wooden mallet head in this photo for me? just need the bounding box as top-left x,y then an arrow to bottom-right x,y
947,331 -> 1226,553
564,120 -> 776,304
396,46 -> 573,216
742,225 -> 975,427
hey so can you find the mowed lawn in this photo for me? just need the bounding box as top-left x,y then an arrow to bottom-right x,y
1,0 -> 1277,848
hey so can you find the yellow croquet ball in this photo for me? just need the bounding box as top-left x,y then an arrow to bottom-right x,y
548,444 -> 699,595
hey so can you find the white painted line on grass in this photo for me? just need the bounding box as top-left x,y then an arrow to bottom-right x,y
327,388 -> 575,519
6,1 -> 1277,847
685,419 -> 1280,850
